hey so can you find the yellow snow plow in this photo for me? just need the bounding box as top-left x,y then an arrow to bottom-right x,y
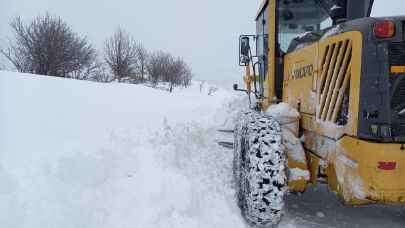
233,0 -> 405,226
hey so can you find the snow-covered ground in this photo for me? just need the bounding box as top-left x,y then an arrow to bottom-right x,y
0,71 -> 404,228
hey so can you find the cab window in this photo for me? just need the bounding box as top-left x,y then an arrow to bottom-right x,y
278,0 -> 332,53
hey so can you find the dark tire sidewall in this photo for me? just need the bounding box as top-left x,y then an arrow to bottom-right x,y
234,111 -> 286,227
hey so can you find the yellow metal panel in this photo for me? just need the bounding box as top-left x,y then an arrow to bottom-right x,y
346,33 -> 362,136
314,31 -> 363,138
323,41 -> 348,121
282,43 -> 318,114
332,63 -> 352,123
319,42 -> 340,121
326,163 -> 339,194
301,113 -> 314,131
308,153 -> 320,185
317,46 -> 333,107
287,158 -> 309,193
331,136 -> 405,204
262,0 -> 277,110
329,41 -> 352,121
282,32 -> 362,138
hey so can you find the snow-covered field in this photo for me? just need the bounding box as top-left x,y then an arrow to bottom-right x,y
1,71 -> 404,228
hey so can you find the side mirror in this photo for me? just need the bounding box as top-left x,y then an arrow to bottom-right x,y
240,36 -> 250,56
239,36 -> 251,66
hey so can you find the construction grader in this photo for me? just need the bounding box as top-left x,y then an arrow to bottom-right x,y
233,0 -> 405,226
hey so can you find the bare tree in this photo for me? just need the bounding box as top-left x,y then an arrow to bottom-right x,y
147,51 -> 193,92
104,28 -> 139,83
1,14 -> 96,77
159,53 -> 175,90
70,57 -> 104,81
135,44 -> 148,83
176,57 -> 193,88
166,57 -> 183,92
169,57 -> 193,91
147,51 -> 167,87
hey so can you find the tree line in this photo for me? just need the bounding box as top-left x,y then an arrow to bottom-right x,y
0,13 -> 192,91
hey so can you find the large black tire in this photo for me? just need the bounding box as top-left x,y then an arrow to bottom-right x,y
234,111 -> 287,227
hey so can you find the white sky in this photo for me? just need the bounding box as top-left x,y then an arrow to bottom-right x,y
0,0 -> 404,87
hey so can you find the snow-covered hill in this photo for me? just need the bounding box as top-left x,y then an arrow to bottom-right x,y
0,71 -> 404,228
0,71 -> 247,228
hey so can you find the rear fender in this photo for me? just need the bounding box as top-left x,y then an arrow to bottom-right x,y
329,136 -> 405,204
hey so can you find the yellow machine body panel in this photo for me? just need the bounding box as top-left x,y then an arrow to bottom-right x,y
261,0 -> 277,110
333,137 -> 405,204
283,31 -> 363,140
283,43 -> 318,114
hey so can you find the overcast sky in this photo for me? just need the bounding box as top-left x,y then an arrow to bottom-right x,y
0,0 -> 404,87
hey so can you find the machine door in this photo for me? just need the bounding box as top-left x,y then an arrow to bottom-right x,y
255,0 -> 277,108
256,2 -> 269,97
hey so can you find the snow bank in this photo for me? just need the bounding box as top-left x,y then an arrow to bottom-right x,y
266,102 -> 300,135
266,102 -> 300,120
289,168 -> 310,182
0,71 -> 247,228
316,120 -> 345,139
266,103 -> 308,181
334,146 -> 366,201
282,128 -> 307,164
321,25 -> 343,40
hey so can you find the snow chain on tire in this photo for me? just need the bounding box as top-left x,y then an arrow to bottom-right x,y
234,111 -> 287,227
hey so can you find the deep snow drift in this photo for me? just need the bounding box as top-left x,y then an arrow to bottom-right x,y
0,71 -> 246,228
0,71 -> 404,228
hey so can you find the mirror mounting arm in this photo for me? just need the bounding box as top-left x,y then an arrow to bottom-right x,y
233,84 -> 249,94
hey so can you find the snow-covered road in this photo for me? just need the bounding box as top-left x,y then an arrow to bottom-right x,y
0,71 -> 404,228
283,186 -> 405,228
